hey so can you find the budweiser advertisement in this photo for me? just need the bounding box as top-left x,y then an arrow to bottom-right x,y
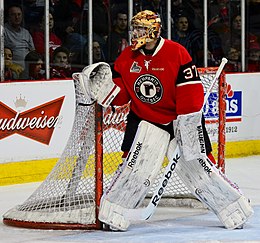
103,104 -> 129,153
0,80 -> 75,163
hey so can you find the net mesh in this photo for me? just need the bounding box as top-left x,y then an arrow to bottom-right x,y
3,68 -> 226,229
3,74 -> 98,229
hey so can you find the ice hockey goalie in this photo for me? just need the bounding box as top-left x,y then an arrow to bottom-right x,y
77,9 -> 253,231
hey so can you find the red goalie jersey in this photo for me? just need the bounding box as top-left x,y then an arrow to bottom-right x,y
112,37 -> 204,124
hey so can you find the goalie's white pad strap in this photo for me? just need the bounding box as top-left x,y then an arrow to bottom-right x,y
99,121 -> 170,230
218,195 -> 253,229
80,62 -> 120,107
99,197 -> 131,231
167,145 -> 253,229
175,111 -> 206,161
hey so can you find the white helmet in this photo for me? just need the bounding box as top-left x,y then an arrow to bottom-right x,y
130,10 -> 161,51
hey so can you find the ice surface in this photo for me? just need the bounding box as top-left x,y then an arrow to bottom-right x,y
1,156 -> 260,243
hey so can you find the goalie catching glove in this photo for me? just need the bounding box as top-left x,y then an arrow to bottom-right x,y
78,62 -> 120,107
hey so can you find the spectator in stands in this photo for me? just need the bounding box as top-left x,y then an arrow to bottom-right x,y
207,29 -> 225,66
215,14 -> 241,55
106,10 -> 129,64
51,46 -> 72,78
32,10 -> 62,58
79,0 -> 109,52
4,4 -> 35,69
172,15 -> 190,43
203,6 -> 227,66
4,46 -> 24,81
225,47 -> 241,72
171,14 -> 204,66
86,0 -> 111,60
209,0 -> 230,26
20,50 -> 44,80
81,40 -> 106,66
51,0 -> 86,66
247,42 -> 260,72
221,14 -> 260,56
228,14 -> 243,51
207,0 -> 233,59
62,32 -> 86,69
93,40 -> 105,63
92,40 -> 106,63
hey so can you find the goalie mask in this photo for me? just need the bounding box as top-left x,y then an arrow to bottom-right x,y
130,10 -> 161,51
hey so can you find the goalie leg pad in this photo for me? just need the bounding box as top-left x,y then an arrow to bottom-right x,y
174,111 -> 206,161
167,145 -> 253,229
171,111 -> 253,229
99,121 -> 170,230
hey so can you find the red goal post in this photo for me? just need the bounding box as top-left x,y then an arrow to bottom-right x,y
3,67 -> 226,230
198,67 -> 226,172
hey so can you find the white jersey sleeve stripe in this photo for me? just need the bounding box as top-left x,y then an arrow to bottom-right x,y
176,81 -> 202,87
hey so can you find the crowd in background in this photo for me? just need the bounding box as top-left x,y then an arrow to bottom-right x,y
3,0 -> 260,81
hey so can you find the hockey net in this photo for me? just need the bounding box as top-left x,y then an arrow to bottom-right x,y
3,67 -> 226,230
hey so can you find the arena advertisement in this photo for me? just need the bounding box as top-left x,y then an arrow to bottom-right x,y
103,104 -> 129,153
0,73 -> 260,164
0,80 -> 75,163
225,73 -> 260,141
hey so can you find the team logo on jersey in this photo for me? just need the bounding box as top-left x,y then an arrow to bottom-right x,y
134,74 -> 163,104
144,60 -> 151,70
130,61 -> 142,73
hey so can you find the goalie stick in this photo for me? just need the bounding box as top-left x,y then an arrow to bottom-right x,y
121,57 -> 228,221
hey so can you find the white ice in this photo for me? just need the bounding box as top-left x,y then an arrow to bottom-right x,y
1,156 -> 260,243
